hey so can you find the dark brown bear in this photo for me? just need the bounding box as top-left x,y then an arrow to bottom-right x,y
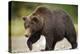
23,6 -> 77,51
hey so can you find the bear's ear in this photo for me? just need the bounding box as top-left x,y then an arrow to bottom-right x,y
35,6 -> 49,14
31,17 -> 39,23
23,16 -> 27,21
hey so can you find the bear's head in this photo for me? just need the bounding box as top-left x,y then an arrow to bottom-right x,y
23,6 -> 51,37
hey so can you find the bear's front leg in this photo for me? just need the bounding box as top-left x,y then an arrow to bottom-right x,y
27,39 -> 33,50
45,35 -> 54,51
27,33 -> 41,51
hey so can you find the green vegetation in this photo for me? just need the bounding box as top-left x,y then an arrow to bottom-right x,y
10,1 -> 78,36
11,18 -> 25,36
74,24 -> 78,33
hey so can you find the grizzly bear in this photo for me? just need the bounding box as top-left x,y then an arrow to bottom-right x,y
23,6 -> 77,51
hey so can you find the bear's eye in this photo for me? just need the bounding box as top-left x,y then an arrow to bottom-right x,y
24,22 -> 30,29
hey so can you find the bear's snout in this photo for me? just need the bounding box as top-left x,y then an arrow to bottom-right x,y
25,34 -> 29,37
24,28 -> 31,37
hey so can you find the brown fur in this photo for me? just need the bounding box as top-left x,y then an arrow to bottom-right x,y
23,6 -> 77,51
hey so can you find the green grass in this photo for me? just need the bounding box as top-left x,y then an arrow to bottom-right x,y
74,24 -> 78,33
11,18 -> 25,36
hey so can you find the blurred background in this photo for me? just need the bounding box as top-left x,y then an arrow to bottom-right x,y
10,1 -> 78,36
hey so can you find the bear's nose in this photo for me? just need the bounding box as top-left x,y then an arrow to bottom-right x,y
25,35 -> 29,37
